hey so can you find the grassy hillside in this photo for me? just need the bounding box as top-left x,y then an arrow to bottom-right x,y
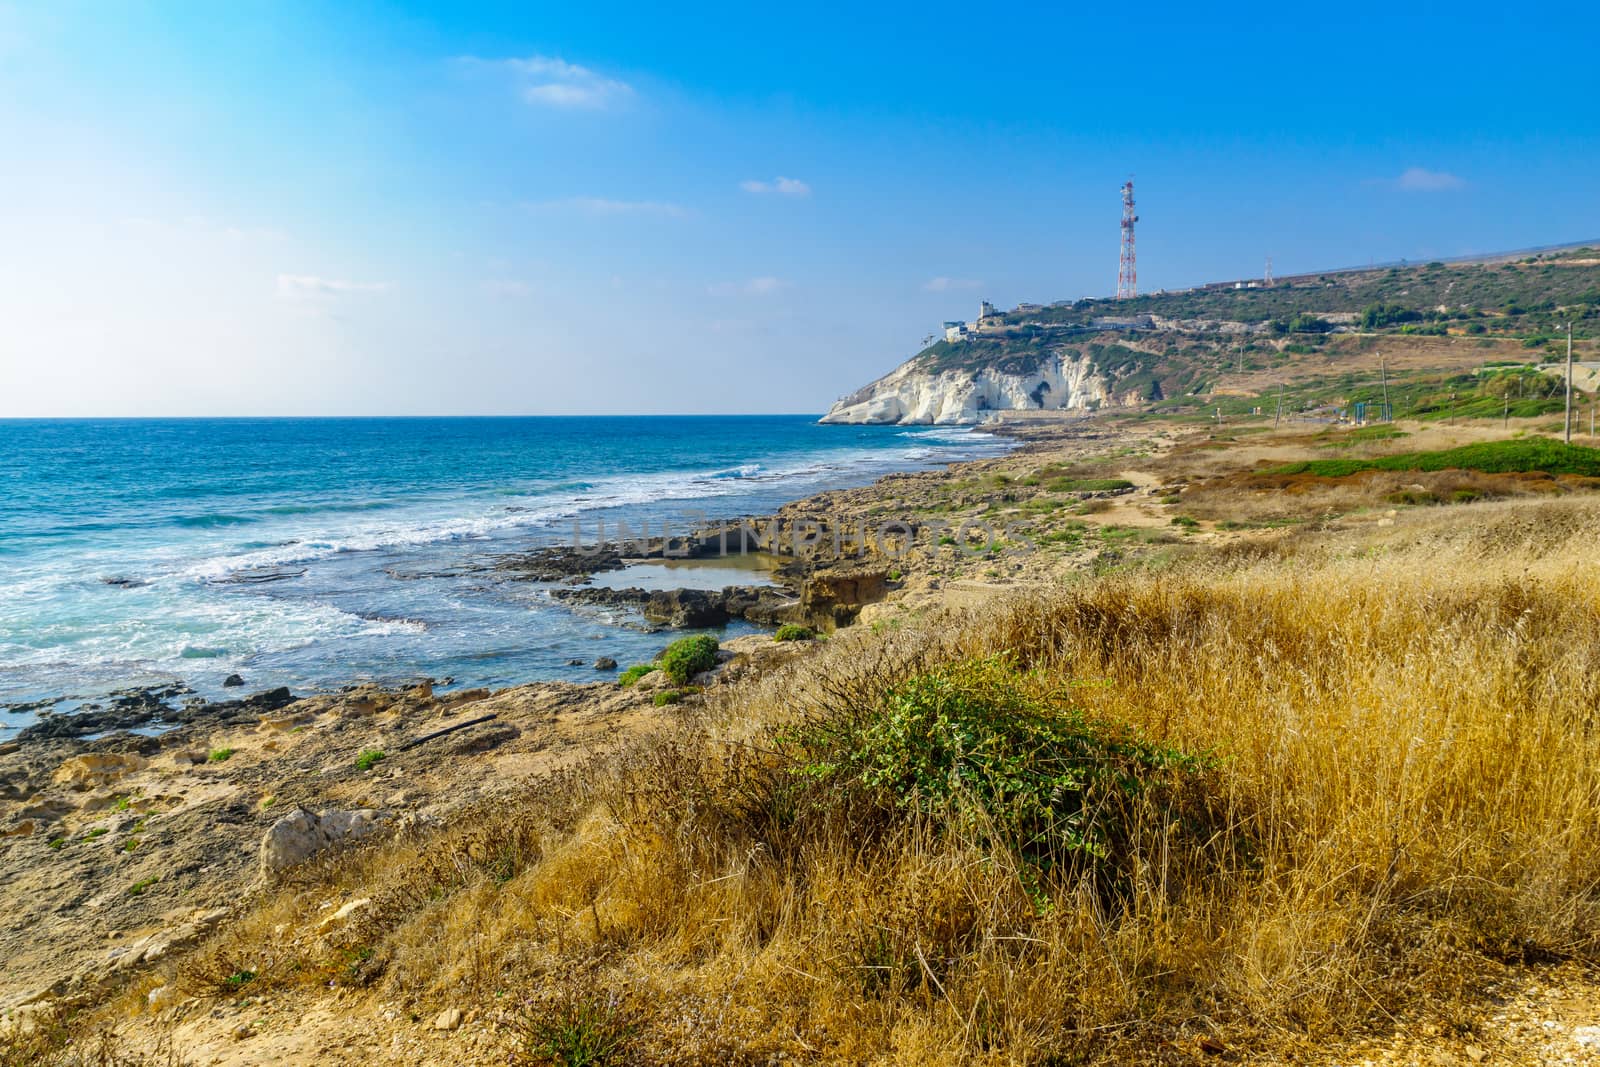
1017,246 -> 1600,337
157,498 -> 1600,1065
896,247 -> 1600,422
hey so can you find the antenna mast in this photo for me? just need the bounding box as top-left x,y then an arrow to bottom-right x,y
1117,180 -> 1138,299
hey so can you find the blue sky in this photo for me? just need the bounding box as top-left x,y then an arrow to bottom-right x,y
1,0 -> 1597,416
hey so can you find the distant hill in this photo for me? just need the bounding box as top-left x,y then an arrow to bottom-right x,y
823,246 -> 1600,425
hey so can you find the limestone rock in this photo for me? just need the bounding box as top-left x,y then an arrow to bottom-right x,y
51,753 -> 147,792
592,657 -> 618,670
317,897 -> 374,931
642,589 -> 729,628
433,1007 -> 463,1031
259,807 -> 390,877
821,349 -> 1111,425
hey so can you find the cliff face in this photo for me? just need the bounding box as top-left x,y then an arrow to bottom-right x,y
820,349 -> 1111,425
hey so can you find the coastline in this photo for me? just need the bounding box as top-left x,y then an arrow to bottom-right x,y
0,416 -> 1020,737
11,413 -> 1600,1064
0,417 -> 1093,1010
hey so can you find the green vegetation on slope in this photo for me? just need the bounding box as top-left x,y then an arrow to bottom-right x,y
1274,439 -> 1600,478
658,634 -> 720,685
1011,248 -> 1600,334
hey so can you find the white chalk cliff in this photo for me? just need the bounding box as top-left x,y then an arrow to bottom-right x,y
820,349 -> 1112,425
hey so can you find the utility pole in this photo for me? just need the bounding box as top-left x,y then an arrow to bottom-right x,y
1275,382 -> 1285,428
1379,353 -> 1390,422
1565,322 -> 1575,444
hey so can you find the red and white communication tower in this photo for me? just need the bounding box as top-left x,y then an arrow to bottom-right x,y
1117,180 -> 1138,299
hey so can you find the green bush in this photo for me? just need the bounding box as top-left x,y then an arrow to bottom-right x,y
653,689 -> 686,707
207,748 -> 235,763
658,635 -> 720,685
774,624 -> 815,642
791,655 -> 1213,884
617,664 -> 657,687
1045,477 -> 1135,493
1360,302 -> 1423,329
356,749 -> 386,772
508,996 -> 634,1067
1273,312 -> 1333,334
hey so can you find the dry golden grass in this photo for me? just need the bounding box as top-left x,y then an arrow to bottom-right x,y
157,495 -> 1600,1065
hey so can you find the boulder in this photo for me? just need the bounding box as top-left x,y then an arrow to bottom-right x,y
801,568 -> 890,628
317,897 -> 374,931
592,657 -> 618,671
433,1007 -> 463,1031
222,674 -> 245,688
259,807 -> 390,877
642,589 -> 730,628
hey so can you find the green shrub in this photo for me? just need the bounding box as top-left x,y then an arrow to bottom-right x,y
1045,477 -> 1135,493
508,996 -> 634,1067
207,748 -> 235,763
774,624 -> 815,642
790,655 -> 1214,885
1360,302 -> 1422,329
356,749 -> 386,772
658,635 -> 720,685
653,689 -> 686,707
127,876 -> 158,897
1273,312 -> 1333,334
1170,515 -> 1200,528
617,664 -> 657,687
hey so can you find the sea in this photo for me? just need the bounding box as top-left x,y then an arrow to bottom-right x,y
0,416 -> 1012,735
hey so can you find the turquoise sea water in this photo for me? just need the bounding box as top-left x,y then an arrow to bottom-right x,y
0,416 -> 1010,732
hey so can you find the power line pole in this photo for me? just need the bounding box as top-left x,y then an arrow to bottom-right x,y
1565,322 -> 1575,445
1379,353 -> 1390,422
1275,382 -> 1284,428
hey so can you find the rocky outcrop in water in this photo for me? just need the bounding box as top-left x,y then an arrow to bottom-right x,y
17,687 -> 296,744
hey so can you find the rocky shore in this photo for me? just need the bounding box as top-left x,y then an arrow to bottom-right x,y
0,633 -> 821,1018
0,414 -> 1150,1033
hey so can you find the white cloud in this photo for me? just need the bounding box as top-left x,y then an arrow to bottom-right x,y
923,276 -> 983,292
1389,167 -> 1466,192
527,197 -> 688,218
276,275 -> 387,300
462,54 -> 634,110
709,276 -> 790,297
740,176 -> 812,197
